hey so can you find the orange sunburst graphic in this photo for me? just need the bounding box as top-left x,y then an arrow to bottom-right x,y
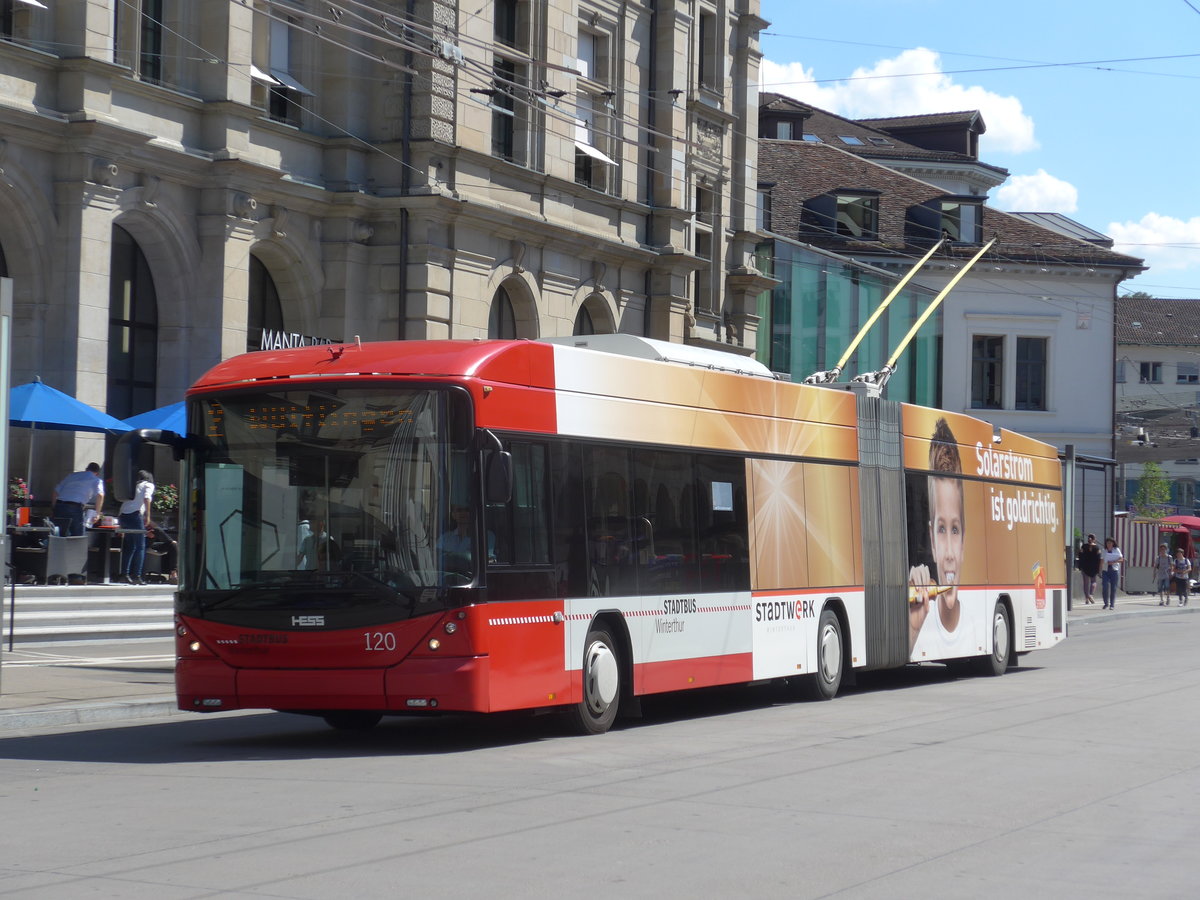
750,459 -> 809,589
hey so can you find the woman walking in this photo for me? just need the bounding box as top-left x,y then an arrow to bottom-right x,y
118,469 -> 154,585
1076,533 -> 1102,604
1100,537 -> 1123,610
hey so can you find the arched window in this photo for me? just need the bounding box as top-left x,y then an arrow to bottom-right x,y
573,304 -> 595,335
489,285 -> 517,338
107,225 -> 158,418
248,254 -> 284,352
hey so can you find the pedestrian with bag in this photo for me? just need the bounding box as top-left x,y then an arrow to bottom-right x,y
1100,537 -> 1123,610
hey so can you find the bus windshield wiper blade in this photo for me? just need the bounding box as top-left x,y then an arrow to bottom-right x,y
199,571 -> 423,610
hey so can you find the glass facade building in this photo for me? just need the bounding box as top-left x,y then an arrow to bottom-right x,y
756,239 -> 942,407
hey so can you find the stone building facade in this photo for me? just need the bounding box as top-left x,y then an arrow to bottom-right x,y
0,0 -> 770,497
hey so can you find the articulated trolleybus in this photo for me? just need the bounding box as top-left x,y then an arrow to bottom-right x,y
115,335 -> 1066,734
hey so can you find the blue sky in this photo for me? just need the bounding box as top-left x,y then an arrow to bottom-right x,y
758,0 -> 1200,298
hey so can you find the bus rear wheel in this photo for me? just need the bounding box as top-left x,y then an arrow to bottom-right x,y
798,608 -> 844,701
973,602 -> 1012,677
567,626 -> 621,735
323,711 -> 383,731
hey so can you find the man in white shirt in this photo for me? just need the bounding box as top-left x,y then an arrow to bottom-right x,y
52,462 -> 104,536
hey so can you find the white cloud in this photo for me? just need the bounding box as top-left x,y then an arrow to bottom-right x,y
760,49 -> 1038,154
1108,213 -> 1200,276
992,169 -> 1078,213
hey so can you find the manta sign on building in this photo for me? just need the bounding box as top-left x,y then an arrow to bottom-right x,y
258,329 -> 338,351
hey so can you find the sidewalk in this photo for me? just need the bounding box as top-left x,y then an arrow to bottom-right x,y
0,589 -> 1194,731
0,637 -> 178,728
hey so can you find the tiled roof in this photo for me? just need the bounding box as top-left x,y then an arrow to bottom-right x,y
758,93 -> 1003,170
1005,212 -> 1113,246
760,93 -> 812,114
1115,297 -> 1200,346
758,139 -> 1145,269
858,111 -> 984,130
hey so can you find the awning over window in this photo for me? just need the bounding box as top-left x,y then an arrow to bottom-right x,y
250,64 -> 280,85
269,68 -> 315,97
574,140 -> 617,166
573,117 -> 617,165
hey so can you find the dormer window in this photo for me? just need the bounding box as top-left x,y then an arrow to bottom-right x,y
776,120 -> 795,140
941,198 -> 982,243
835,193 -> 879,239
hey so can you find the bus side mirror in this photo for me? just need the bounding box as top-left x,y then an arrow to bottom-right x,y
485,450 -> 513,505
113,428 -> 185,502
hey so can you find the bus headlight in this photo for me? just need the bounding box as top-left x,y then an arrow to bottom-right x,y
427,638 -> 441,651
444,622 -> 457,634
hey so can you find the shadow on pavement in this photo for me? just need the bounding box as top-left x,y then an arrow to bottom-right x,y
0,660 -> 1047,765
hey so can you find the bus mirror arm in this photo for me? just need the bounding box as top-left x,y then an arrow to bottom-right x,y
478,429 -> 513,505
485,450 -> 513,505
113,428 -> 189,502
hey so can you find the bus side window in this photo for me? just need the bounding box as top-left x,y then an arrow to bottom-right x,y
584,446 -> 636,596
486,440 -> 550,567
551,442 -> 589,597
632,447 -> 699,594
696,454 -> 750,592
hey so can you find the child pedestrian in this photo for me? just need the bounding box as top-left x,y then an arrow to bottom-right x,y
1156,543 -> 1173,606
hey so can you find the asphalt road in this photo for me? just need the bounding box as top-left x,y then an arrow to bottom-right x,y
0,613 -> 1196,899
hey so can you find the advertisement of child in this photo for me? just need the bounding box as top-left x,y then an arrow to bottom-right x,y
906,417 -> 984,660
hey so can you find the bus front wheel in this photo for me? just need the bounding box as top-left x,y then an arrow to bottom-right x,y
567,626 -> 621,735
973,602 -> 1012,677
798,608 -> 844,701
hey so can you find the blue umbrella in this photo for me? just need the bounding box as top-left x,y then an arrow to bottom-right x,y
122,401 -> 185,434
9,377 -> 131,493
10,378 -> 131,432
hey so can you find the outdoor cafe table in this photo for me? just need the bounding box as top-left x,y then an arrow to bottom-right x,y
87,527 -> 149,583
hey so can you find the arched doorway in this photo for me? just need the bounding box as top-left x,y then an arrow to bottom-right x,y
248,254 -> 284,352
574,293 -> 615,336
573,305 -> 595,335
489,284 -> 518,339
107,225 -> 158,419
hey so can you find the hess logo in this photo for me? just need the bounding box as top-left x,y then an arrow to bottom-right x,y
291,615 -> 325,627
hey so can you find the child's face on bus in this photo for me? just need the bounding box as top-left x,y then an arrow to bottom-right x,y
929,476 -> 964,606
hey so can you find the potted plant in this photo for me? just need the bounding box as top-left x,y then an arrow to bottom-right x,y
8,476 -> 32,526
153,482 -> 179,532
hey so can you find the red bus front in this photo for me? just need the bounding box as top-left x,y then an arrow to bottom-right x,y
174,376 -> 562,721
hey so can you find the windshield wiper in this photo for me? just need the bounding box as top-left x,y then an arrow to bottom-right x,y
198,570 -> 424,611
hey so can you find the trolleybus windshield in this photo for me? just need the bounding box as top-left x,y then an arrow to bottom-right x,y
187,386 -> 473,614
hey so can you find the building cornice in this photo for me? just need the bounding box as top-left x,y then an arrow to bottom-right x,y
876,158 -> 1008,193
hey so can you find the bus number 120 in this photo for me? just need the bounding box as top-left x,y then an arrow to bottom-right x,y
364,631 -> 396,651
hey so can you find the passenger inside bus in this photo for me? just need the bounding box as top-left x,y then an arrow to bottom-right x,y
438,505 -> 496,577
297,517 -> 340,570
